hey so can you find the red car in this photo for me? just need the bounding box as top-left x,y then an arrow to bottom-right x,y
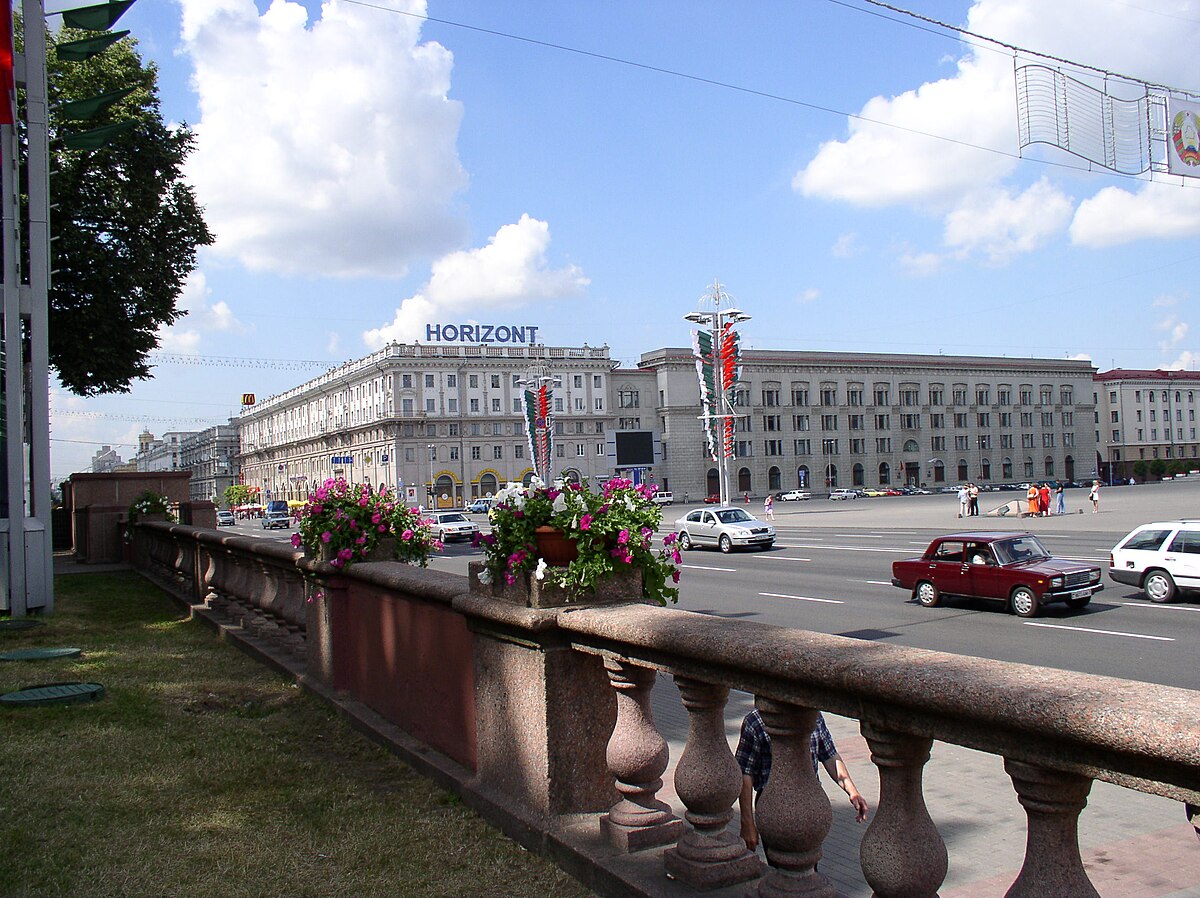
891,531 -> 1103,618
703,494 -> 722,504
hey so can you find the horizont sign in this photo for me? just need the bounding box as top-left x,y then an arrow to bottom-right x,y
425,323 -> 540,344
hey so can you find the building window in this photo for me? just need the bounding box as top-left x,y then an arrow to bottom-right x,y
402,374 -> 413,388
848,414 -> 864,431
515,445 -> 524,458
1063,433 -> 1075,447
1001,434 -> 1014,449
1020,412 -> 1034,427
928,386 -> 944,405
954,413 -> 968,428
1022,433 -> 1035,448
979,434 -> 991,450
849,438 -> 865,453
792,385 -> 810,406
426,399 -> 436,412
573,375 -> 583,388
762,388 -> 780,407
847,386 -> 863,406
1020,387 -> 1033,405
491,375 -> 501,388
873,385 -> 890,406
930,414 -> 944,429
619,417 -> 640,429
794,414 -> 810,431
576,444 -> 585,457
1040,387 -> 1054,404
955,435 -> 969,450
735,441 -> 753,458
821,385 -> 837,406
765,439 -> 783,456
930,436 -> 945,452
821,414 -> 838,431
763,415 -> 781,431
952,386 -> 968,405
1111,430 -> 1120,442
977,413 -> 990,427
976,387 -> 990,405
997,387 -> 1011,405
736,416 -> 752,433
874,414 -> 890,429
618,389 -> 639,408
876,437 -> 891,453
425,374 -> 435,387
900,388 -> 919,406
493,446 -> 503,459
1043,433 -> 1056,447
492,398 -> 501,412
794,439 -> 811,455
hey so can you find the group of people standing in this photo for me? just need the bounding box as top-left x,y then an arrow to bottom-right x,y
1025,482 -> 1064,516
957,483 -> 981,517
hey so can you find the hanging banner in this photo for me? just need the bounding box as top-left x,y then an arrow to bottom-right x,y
1167,98 -> 1200,178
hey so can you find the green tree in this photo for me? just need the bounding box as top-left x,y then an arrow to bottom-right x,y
224,484 -> 252,509
1132,460 -> 1148,481
44,27 -> 212,396
1149,458 -> 1168,479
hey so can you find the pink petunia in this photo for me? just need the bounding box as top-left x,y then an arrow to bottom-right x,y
321,531 -> 332,543
580,513 -> 592,530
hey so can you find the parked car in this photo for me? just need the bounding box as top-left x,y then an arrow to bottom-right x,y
862,488 -> 887,497
466,498 -> 494,514
828,488 -> 858,500
428,511 -> 479,542
703,494 -> 722,504
891,531 -> 1103,617
674,507 -> 775,553
261,512 -> 291,530
779,489 -> 811,501
1109,520 -> 1200,603
216,510 -> 235,527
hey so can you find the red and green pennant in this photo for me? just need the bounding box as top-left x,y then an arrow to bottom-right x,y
523,383 -> 553,481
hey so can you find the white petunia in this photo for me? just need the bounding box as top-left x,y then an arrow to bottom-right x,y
477,568 -> 493,585
552,493 -> 567,513
535,558 -> 548,580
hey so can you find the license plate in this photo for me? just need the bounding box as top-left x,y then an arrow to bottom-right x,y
1068,588 -> 1093,599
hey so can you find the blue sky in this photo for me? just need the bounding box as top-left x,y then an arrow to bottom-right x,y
48,0 -> 1200,479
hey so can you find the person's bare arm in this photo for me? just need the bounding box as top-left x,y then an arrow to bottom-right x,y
822,755 -> 869,822
739,774 -> 759,849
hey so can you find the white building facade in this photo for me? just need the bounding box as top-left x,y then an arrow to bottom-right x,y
637,348 -> 1099,500
1092,369 -> 1200,482
238,343 -> 618,508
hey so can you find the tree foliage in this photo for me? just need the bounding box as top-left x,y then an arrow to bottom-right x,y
223,484 -> 253,509
44,27 -> 212,396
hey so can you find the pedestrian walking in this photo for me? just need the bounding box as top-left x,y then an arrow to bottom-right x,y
736,709 -> 868,858
744,492 -> 750,505
1089,480 -> 1100,513
1054,481 -> 1066,515
958,484 -> 969,518
764,494 -> 775,521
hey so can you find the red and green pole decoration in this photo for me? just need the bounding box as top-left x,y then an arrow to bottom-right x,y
52,1 -> 137,150
691,321 -> 741,462
523,379 -> 553,482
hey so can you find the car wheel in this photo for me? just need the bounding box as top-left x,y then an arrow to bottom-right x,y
915,580 -> 939,607
719,534 -> 733,554
1144,570 -> 1176,603
1065,595 -> 1091,610
678,532 -> 692,551
1010,586 -> 1039,618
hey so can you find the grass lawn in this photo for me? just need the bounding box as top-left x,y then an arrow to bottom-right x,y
0,572 -> 593,898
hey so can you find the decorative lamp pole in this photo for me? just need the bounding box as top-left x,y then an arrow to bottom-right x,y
518,363 -> 555,484
427,444 -> 435,509
685,280 -> 750,506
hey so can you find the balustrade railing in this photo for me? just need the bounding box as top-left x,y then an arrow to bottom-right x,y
130,522 -> 1200,898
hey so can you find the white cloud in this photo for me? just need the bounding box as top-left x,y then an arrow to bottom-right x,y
363,215 -> 589,347
1153,294 -> 1180,308
1166,350 -> 1200,370
326,332 -> 341,355
179,0 -> 468,277
157,270 -> 252,352
943,179 -> 1073,264
1068,352 -> 1093,363
793,1 -> 1200,258
831,232 -> 859,258
1071,182 -> 1200,248
796,288 -> 819,304
897,251 -> 943,278
1156,314 -> 1189,350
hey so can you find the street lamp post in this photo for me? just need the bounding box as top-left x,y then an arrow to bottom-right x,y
427,444 -> 436,509
684,280 -> 751,506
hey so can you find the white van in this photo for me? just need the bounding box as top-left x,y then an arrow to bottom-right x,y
651,491 -> 673,506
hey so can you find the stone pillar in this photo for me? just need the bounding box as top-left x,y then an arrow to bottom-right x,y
859,722 -> 946,898
664,676 -> 762,887
749,698 -> 836,898
305,574 -> 341,687
600,657 -> 683,851
1003,759 -> 1100,898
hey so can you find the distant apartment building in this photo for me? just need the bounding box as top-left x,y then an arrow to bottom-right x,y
1093,369 -> 1200,481
135,431 -> 195,473
90,444 -> 123,473
180,420 -> 241,504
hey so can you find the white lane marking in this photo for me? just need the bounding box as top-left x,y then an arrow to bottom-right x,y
759,592 -> 844,605
761,556 -> 813,562
1023,622 -> 1174,641
1120,602 -> 1200,613
834,533 -> 885,538
788,543 -> 911,553
683,564 -> 739,572
863,580 -> 893,585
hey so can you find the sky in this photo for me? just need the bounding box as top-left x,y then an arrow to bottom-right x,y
46,0 -> 1200,480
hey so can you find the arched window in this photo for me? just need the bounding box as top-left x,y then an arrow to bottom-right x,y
797,465 -> 809,489
560,468 -> 582,485
1044,455 -> 1055,476
957,459 -> 968,481
853,463 -> 865,486
1024,456 -> 1034,478
1002,457 -> 1012,479
738,467 -> 752,493
903,439 -> 919,452
479,472 -> 498,496
707,468 -> 719,498
1064,455 -> 1075,480
931,460 -> 945,483
768,466 -> 782,491
435,474 -> 456,508
826,464 -> 838,488
878,462 -> 890,484
980,458 -> 991,480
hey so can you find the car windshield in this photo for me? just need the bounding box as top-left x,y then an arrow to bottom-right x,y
994,535 -> 1050,564
440,513 -> 467,523
715,509 -> 754,524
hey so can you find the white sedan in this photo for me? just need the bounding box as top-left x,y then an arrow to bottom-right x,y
674,507 -> 776,553
427,511 -> 479,542
779,490 -> 811,501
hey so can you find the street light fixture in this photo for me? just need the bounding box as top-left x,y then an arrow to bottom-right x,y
684,281 -> 751,505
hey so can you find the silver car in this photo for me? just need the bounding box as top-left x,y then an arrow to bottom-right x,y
674,507 -> 775,554
428,511 -> 479,542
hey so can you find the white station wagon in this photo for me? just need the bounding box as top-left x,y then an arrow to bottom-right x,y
1109,520 -> 1200,603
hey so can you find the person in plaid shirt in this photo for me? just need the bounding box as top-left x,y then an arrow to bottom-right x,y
736,708 -> 869,853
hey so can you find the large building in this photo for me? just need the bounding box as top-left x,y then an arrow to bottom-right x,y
1092,369 -> 1200,481
238,342 -> 618,508
636,348 -> 1099,500
180,420 -> 241,504
236,342 -> 1100,504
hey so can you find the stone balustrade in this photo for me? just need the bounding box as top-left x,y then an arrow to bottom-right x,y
130,521 -> 1200,898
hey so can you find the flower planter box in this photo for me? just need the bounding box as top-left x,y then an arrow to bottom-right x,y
469,561 -> 644,608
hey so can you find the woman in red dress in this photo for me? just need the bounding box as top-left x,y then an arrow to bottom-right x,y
1038,483 -> 1051,516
